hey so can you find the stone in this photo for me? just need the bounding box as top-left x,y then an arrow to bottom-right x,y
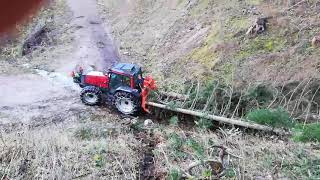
144,119 -> 153,128
311,36 -> 320,47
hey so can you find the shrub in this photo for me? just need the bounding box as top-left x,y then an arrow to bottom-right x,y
186,138 -> 205,158
169,116 -> 179,126
246,108 -> 294,128
245,84 -> 274,106
169,168 -> 181,180
168,133 -> 186,159
293,123 -> 320,142
169,133 -> 183,150
195,117 -> 213,129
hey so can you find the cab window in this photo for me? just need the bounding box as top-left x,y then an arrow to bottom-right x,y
109,73 -> 131,89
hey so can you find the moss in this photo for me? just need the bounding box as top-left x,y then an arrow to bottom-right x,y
226,17 -> 250,32
234,36 -> 287,60
177,0 -> 189,7
221,63 -> 235,84
190,45 -> 218,69
205,27 -> 220,45
245,0 -> 262,5
191,0 -> 209,16
188,26 -> 222,69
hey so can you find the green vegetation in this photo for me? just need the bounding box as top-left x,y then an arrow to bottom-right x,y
235,36 -> 287,60
191,0 -> 209,16
293,123 -> 320,142
226,17 -> 250,32
186,138 -> 205,158
169,168 -> 182,180
246,108 -> 294,128
245,0 -> 262,5
75,127 -> 94,140
93,153 -> 105,167
195,117 -> 214,130
282,149 -> 320,179
168,132 -> 186,159
245,84 -> 275,106
169,116 -> 179,126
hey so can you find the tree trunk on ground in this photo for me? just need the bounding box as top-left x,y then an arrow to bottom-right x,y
147,102 -> 289,135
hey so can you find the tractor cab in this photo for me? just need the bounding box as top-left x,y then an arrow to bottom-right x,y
108,63 -> 143,93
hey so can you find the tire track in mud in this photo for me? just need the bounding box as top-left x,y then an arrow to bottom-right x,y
65,0 -> 120,71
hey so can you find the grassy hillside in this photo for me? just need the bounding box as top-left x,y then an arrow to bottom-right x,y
99,0 -> 320,86
98,0 -> 320,121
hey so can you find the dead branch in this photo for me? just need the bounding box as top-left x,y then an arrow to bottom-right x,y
158,91 -> 189,100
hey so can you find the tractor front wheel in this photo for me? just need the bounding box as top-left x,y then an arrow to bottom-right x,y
80,86 -> 102,106
114,91 -> 139,115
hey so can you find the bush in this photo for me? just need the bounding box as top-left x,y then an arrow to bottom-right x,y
195,117 -> 213,129
186,138 -> 205,158
246,108 -> 294,128
169,168 -> 181,180
169,116 -> 179,126
293,123 -> 320,142
245,84 -> 274,106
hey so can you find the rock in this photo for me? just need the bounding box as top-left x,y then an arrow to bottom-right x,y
144,119 -> 153,128
311,36 -> 320,47
123,51 -> 131,56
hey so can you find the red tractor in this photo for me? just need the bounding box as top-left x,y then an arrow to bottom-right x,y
72,63 -> 157,115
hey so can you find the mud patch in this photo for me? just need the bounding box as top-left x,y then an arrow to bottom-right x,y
133,126 -> 157,179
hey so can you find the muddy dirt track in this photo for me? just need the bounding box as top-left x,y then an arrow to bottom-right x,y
0,0 -> 119,127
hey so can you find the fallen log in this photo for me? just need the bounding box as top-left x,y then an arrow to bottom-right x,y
147,102 -> 289,135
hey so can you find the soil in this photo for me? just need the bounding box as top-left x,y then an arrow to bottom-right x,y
0,0 -> 120,128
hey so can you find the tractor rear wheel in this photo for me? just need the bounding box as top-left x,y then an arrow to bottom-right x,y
114,91 -> 139,115
80,86 -> 102,106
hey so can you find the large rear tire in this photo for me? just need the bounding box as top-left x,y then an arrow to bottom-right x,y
80,86 -> 102,106
114,91 -> 140,115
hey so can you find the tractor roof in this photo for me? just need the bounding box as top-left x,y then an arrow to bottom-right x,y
111,63 -> 141,76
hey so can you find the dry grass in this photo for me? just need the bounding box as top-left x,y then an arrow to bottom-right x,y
152,125 -> 320,179
0,122 -> 140,179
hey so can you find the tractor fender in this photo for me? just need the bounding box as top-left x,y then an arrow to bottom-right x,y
114,86 -> 140,97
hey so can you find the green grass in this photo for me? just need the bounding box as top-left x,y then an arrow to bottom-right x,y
74,127 -> 94,140
169,168 -> 182,180
293,123 -> 320,142
195,117 -> 214,130
246,108 -> 294,128
169,116 -> 179,126
282,149 -> 320,179
186,138 -> 205,158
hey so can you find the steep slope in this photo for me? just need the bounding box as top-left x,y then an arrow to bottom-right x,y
98,0 -> 320,121
98,0 -> 320,86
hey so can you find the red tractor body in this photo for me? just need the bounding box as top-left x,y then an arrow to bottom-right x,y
83,72 -> 109,88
